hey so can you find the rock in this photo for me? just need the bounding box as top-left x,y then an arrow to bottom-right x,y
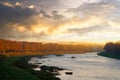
71,56 -> 76,59
40,65 -> 63,75
35,62 -> 42,64
32,65 -> 39,68
65,72 -> 73,75
55,54 -> 63,57
42,61 -> 45,62
33,67 -> 41,71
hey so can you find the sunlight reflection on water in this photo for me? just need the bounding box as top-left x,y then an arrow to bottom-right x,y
29,52 -> 120,80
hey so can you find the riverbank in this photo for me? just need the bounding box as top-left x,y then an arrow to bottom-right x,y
98,52 -> 120,59
0,56 -> 39,80
0,55 -> 61,80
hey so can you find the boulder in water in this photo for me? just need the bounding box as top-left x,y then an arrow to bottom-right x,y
71,56 -> 76,59
65,72 -> 73,75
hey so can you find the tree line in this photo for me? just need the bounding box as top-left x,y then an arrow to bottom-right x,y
104,41 -> 120,53
98,41 -> 120,59
0,39 -> 103,56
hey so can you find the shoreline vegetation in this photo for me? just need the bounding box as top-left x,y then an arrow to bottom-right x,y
0,56 -> 39,80
0,55 -> 64,80
98,52 -> 120,59
98,41 -> 120,59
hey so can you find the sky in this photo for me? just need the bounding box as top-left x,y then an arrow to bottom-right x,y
0,0 -> 120,43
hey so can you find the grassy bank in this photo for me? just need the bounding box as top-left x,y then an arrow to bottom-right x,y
0,56 -> 60,80
98,52 -> 120,59
0,56 -> 39,80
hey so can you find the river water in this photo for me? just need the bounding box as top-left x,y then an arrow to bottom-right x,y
29,52 -> 120,80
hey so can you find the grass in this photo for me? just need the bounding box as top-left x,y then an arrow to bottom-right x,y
0,55 -> 61,80
0,56 -> 39,80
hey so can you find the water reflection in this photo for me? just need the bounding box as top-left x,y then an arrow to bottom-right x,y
29,52 -> 120,80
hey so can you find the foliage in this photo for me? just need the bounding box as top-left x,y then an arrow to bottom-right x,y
98,41 -> 120,59
0,54 -> 6,62
104,42 -> 120,53
0,39 -> 103,56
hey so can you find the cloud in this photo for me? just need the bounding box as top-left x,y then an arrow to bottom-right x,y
0,1 -> 39,39
51,11 -> 64,20
40,10 -> 51,18
0,1 -> 14,7
64,0 -> 120,34
67,25 -> 109,35
67,2 -> 115,18
0,0 -> 120,42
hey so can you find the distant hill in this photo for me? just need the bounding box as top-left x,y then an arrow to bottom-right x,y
98,41 -> 120,59
0,39 -> 103,56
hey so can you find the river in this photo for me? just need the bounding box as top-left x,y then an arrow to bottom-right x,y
29,52 -> 120,80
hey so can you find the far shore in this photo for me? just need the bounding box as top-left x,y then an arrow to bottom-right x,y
1,51 -> 96,57
98,52 -> 120,59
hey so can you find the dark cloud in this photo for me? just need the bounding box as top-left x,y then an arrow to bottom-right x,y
51,11 -> 63,20
0,3 -> 37,23
40,10 -> 51,18
0,0 -> 64,40
0,2 -> 38,39
39,10 -> 64,20
4,0 -> 63,12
